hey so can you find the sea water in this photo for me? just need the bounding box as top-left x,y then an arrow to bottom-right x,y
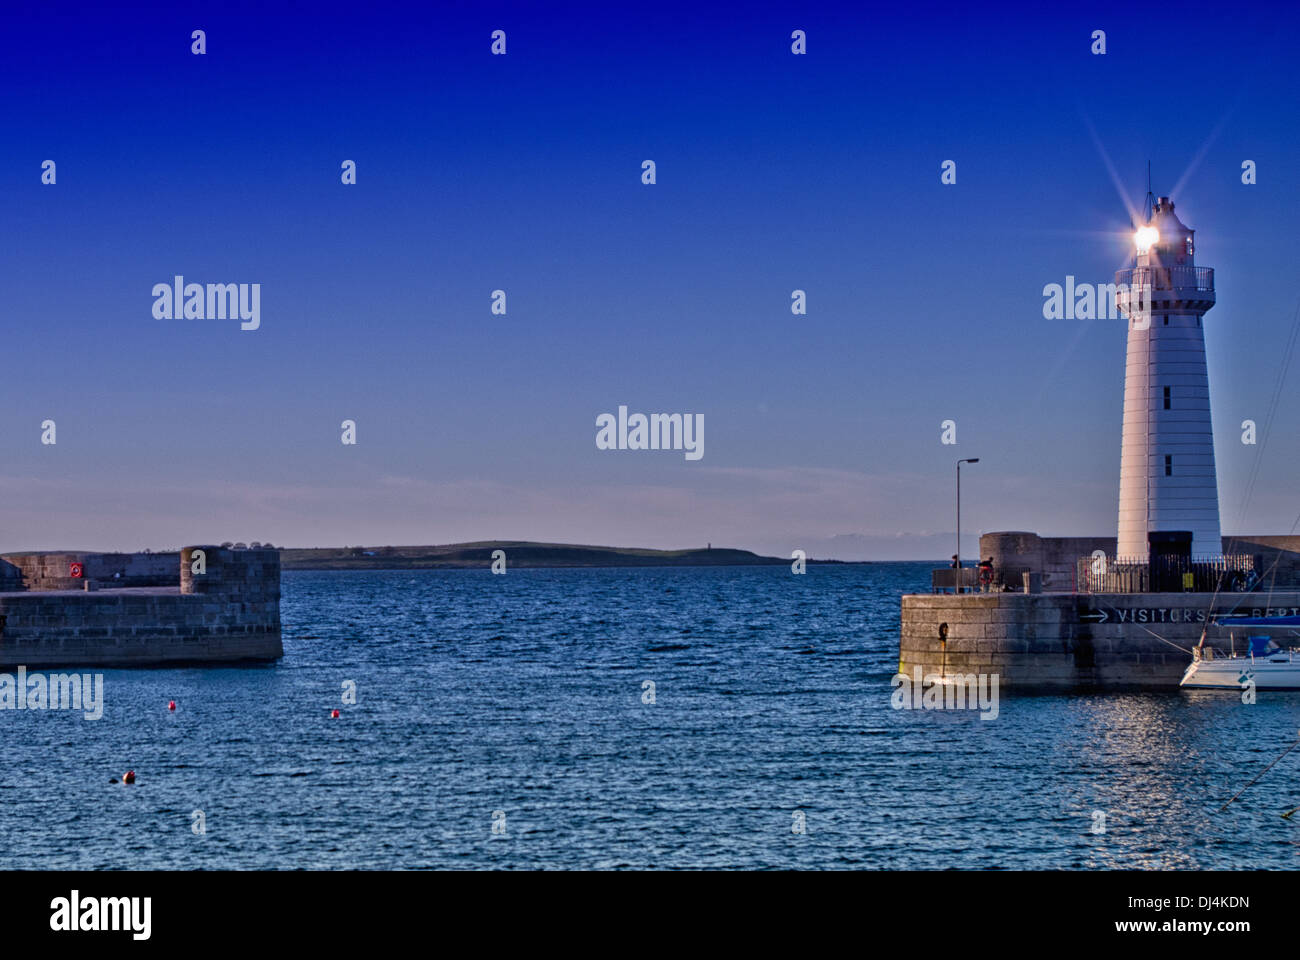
1,564 -> 1296,869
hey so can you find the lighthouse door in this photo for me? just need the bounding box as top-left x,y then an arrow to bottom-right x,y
1149,531 -> 1193,592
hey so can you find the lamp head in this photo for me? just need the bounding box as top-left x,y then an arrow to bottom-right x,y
1134,225 -> 1160,253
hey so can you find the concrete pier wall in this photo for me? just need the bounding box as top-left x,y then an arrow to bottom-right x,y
899,590 -> 1300,689
0,547 -> 282,668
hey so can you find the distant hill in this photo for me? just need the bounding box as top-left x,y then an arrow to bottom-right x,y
279,541 -> 804,570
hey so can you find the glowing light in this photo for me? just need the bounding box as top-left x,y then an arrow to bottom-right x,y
1134,226 -> 1160,253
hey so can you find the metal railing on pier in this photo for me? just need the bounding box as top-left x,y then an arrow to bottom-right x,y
931,567 -> 990,593
1076,554 -> 1255,594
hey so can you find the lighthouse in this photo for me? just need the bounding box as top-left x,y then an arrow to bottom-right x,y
1115,197 -> 1221,561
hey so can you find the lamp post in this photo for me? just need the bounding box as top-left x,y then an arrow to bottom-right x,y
956,458 -> 980,592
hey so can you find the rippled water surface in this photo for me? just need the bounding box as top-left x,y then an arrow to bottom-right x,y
3,564 -> 1299,869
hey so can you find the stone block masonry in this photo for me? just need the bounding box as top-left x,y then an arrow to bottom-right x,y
0,547 -> 282,668
0,551 -> 178,592
900,590 -> 1300,690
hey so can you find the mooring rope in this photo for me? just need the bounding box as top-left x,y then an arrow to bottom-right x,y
1217,734 -> 1300,814
1111,507 -> 1300,656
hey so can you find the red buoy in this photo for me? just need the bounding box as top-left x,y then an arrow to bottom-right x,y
168,700 -> 176,711
122,770 -> 136,785
331,709 -> 340,719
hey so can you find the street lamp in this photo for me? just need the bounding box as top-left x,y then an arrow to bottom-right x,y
956,458 -> 980,592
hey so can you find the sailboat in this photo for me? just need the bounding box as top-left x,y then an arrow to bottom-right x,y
1180,615 -> 1300,689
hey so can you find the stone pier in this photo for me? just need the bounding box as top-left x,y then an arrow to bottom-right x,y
899,590 -> 1300,690
0,547 -> 282,668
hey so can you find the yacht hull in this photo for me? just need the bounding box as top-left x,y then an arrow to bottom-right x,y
1180,658 -> 1300,690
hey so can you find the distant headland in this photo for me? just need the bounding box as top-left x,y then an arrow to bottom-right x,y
279,541 -> 830,570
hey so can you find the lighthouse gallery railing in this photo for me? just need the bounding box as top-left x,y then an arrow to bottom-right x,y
1114,266 -> 1214,293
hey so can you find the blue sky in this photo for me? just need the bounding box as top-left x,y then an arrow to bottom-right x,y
3,1 -> 1299,558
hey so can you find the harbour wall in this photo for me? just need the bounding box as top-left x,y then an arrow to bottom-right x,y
0,551 -> 178,592
899,590 -> 1300,690
0,547 -> 282,668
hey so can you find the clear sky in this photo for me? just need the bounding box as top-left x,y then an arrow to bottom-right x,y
4,1 -> 1299,558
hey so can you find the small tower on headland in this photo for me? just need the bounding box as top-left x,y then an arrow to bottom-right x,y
1115,196 -> 1221,561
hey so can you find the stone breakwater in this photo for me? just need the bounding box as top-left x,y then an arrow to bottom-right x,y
899,590 -> 1300,690
0,547 -> 282,668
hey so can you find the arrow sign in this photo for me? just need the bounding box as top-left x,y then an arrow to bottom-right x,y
1081,611 -> 1109,623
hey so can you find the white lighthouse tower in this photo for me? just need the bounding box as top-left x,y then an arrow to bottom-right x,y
1115,196 -> 1221,561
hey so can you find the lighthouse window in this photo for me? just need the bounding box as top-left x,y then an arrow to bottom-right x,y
1163,386 -> 1171,409
1165,455 -> 1173,476
1163,315 -> 1169,325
